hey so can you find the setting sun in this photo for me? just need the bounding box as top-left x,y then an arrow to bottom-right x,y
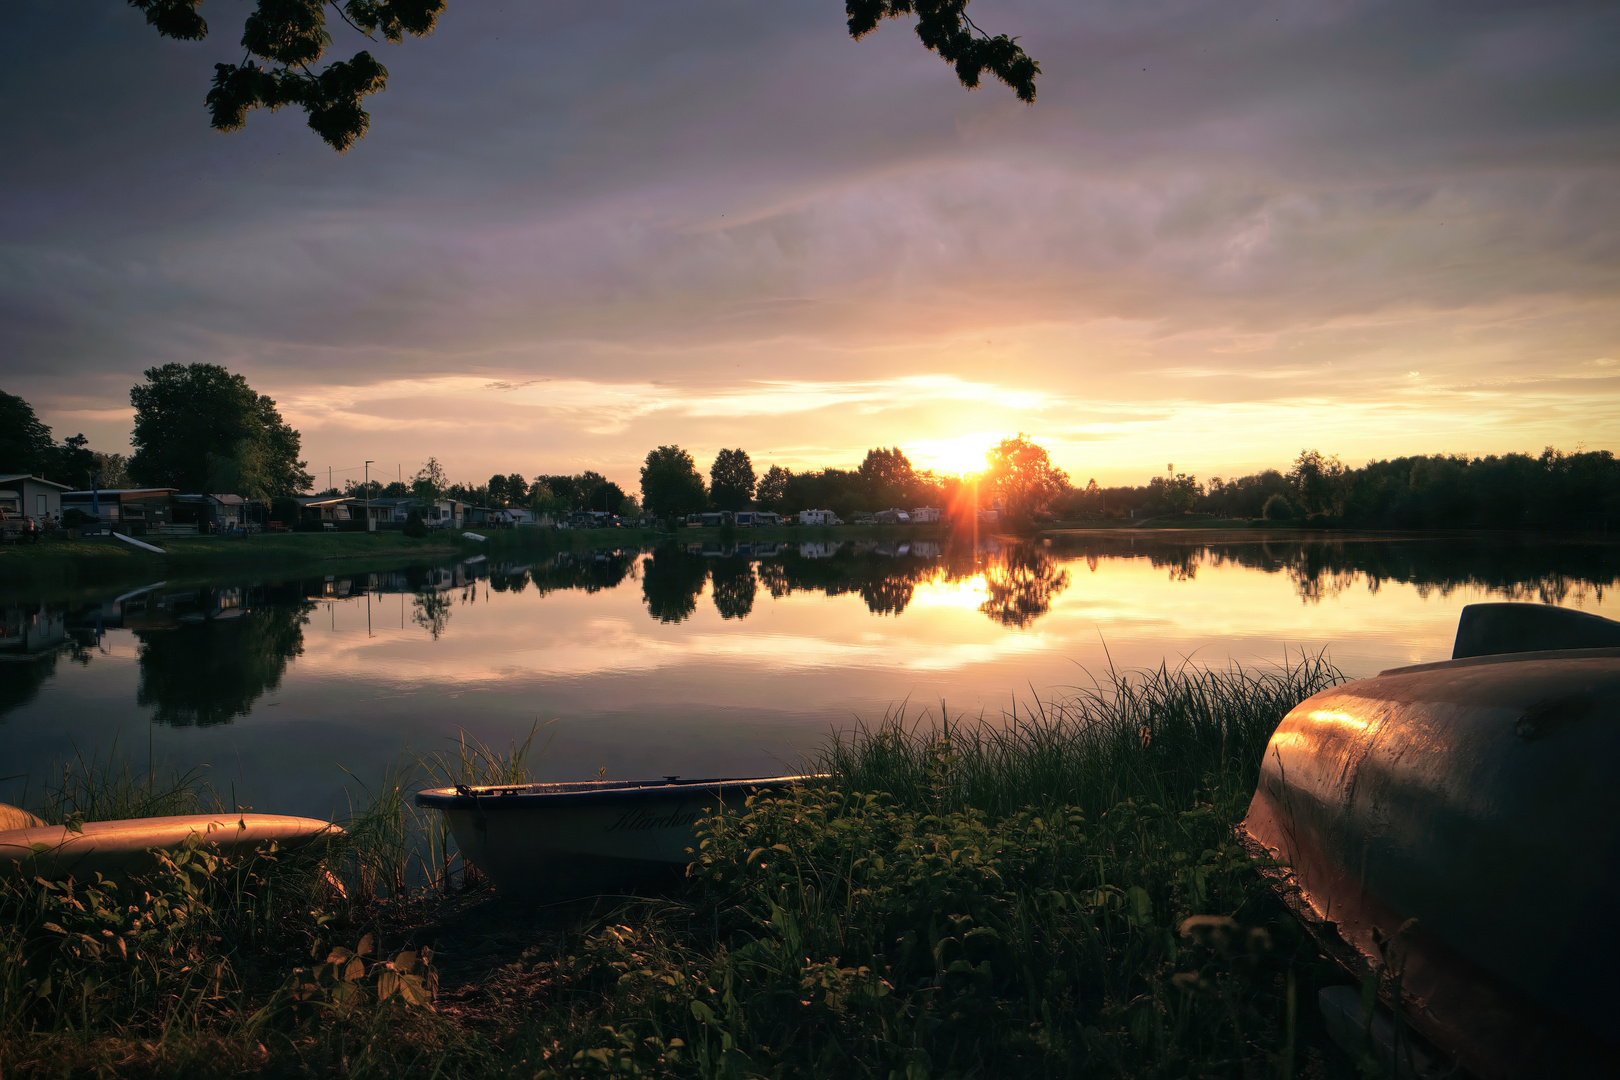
907,432 -> 1004,477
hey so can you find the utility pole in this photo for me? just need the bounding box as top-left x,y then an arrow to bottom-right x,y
365,460 -> 375,531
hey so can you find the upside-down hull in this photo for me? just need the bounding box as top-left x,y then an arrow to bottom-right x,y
415,775 -> 818,898
1240,646 -> 1620,1078
0,813 -> 343,881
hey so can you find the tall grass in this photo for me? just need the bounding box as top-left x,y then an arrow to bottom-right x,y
504,655 -> 1354,1079
3,659 -> 1351,1078
822,651 -> 1343,820
21,738 -> 221,825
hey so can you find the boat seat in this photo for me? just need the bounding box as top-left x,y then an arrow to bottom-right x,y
1452,602 -> 1620,659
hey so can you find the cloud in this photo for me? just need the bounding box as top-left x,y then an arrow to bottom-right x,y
2,0 -> 1617,483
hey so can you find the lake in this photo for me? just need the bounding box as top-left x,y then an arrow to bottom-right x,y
4,531 -> 1616,820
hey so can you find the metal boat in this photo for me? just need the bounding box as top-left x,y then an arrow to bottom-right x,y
0,811 -> 343,881
1240,603 -> 1620,1078
415,774 -> 820,897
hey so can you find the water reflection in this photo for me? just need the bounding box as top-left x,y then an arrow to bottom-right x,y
135,599 -> 311,726
1051,533 -> 1617,606
643,547 -> 708,623
5,535 -> 1619,731
980,547 -> 1072,628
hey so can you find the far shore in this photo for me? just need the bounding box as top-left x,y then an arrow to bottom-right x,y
4,517 -> 1612,601
0,522 -> 938,599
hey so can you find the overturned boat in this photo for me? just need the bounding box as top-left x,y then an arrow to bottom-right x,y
415,774 -> 820,897
0,809 -> 342,881
1240,603 -> 1620,1078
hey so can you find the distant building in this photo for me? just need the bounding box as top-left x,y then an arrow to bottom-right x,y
1,475 -> 71,522
61,488 -> 179,535
910,506 -> 942,524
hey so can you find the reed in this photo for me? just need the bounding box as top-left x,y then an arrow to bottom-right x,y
820,650 -> 1343,820
503,654 -> 1352,1078
24,738 -> 221,825
2,659 -> 1347,1078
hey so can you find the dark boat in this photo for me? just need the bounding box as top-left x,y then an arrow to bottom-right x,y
415,774 -> 820,898
1239,602 -> 1620,1078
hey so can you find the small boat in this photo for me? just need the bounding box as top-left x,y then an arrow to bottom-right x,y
0,810 -> 343,881
1240,603 -> 1620,1078
415,774 -> 820,897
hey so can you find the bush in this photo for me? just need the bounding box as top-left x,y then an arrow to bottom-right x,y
1261,493 -> 1294,521
403,508 -> 428,537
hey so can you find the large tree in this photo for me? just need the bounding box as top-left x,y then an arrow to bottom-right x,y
709,448 -> 757,511
129,363 -> 313,497
756,464 -> 793,512
1,390 -> 113,487
859,446 -> 919,506
128,0 -> 1039,152
984,434 -> 1069,525
0,391 -> 57,477
640,445 -> 707,519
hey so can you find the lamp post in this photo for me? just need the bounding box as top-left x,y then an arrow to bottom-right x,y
365,460 -> 375,532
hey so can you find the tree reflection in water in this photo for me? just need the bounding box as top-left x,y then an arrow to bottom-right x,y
642,547 -> 710,623
136,599 -> 312,726
978,546 -> 1072,628
412,591 -> 454,639
709,558 -> 757,620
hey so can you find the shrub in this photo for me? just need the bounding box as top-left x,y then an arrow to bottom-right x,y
1261,493 -> 1294,521
403,508 -> 428,537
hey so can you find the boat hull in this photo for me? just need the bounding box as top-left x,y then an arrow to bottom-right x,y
1240,647 -> 1620,1078
0,813 -> 343,881
416,776 -> 817,897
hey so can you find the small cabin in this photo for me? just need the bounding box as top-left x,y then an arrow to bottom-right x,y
0,475 -> 71,522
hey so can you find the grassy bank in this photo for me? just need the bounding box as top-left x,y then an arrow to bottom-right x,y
1,658 -> 1371,1078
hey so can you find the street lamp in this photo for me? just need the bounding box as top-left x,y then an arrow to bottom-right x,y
364,460 -> 375,532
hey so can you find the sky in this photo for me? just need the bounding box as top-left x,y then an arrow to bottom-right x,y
3,0 -> 1618,492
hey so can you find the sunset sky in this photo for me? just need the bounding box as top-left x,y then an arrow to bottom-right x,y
4,0 -> 1618,491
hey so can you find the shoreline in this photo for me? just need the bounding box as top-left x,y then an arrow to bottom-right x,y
0,524 -> 943,600
5,519 -> 1613,601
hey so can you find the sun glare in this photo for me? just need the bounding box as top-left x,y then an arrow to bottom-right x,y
910,432 -> 1003,477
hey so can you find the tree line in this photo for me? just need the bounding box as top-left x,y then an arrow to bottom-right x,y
7,366 -> 1616,532
1065,448 -> 1620,531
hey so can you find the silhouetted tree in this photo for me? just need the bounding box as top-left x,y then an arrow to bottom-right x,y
132,0 -> 1038,152
756,465 -> 793,511
412,457 -> 448,503
985,434 -> 1070,525
0,391 -> 56,477
129,364 -> 312,497
641,446 -> 707,519
709,448 -> 757,510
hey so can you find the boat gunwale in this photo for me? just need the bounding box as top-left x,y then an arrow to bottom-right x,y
414,774 -> 824,811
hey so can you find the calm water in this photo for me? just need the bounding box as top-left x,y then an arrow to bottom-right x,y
4,532 -> 1616,819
